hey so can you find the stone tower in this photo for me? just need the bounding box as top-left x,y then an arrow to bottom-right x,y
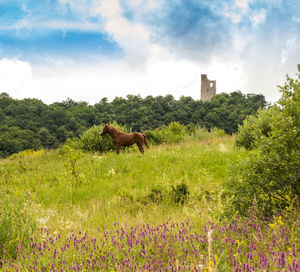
201,74 -> 216,102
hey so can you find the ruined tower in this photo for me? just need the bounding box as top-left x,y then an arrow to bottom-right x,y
201,74 -> 216,102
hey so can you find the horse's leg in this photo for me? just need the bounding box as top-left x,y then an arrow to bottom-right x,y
142,134 -> 150,149
115,144 -> 120,155
137,143 -> 144,154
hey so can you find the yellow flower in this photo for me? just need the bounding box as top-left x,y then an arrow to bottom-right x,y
277,216 -> 284,225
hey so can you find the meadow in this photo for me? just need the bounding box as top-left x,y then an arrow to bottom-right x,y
0,133 -> 299,271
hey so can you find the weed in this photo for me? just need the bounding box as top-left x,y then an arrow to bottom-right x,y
171,182 -> 190,205
62,145 -> 82,186
147,187 -> 164,204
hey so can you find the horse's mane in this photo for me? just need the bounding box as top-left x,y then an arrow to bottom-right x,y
107,125 -> 125,136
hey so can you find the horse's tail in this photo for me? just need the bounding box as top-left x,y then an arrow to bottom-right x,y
142,133 -> 150,149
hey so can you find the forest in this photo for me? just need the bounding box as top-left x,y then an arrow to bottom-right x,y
0,91 -> 266,157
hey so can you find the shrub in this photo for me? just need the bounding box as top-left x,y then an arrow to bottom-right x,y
186,123 -> 196,136
210,127 -> 226,137
166,122 -> 186,143
171,182 -> 190,205
62,145 -> 83,186
226,66 -> 300,216
235,108 -> 274,149
146,122 -> 186,145
147,187 -> 164,204
144,127 -> 165,145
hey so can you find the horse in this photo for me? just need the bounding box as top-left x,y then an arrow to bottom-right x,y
100,124 -> 150,154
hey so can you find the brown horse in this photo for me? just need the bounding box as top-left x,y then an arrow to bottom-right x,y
100,124 -> 150,154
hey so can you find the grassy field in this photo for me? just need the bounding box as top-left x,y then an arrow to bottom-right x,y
0,136 -> 299,271
1,136 -> 243,231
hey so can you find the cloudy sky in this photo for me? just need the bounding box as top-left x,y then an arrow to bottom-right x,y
0,0 -> 299,104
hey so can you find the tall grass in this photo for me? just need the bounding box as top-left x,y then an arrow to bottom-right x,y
0,137 -> 245,233
0,191 -> 36,260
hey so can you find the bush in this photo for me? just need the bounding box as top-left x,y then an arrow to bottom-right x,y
79,122 -> 130,153
146,122 -> 186,145
235,108 -> 274,149
210,127 -> 226,137
171,182 -> 190,205
166,122 -> 186,143
147,187 -> 164,204
144,128 -> 165,145
226,66 -> 300,216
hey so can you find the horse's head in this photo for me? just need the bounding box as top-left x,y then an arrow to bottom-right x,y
100,123 -> 110,136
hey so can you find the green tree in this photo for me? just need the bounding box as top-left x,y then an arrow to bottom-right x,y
226,67 -> 300,216
0,90 -> 267,157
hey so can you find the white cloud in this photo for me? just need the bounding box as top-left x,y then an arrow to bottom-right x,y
0,59 -> 37,96
125,0 -> 162,12
57,0 -> 92,18
227,0 -> 266,26
0,51 -> 266,105
92,0 -> 151,68
250,9 -> 266,26
235,0 -> 253,11
224,0 -> 253,23
279,37 -> 297,68
0,18 -> 102,33
279,49 -> 287,68
292,16 -> 300,23
0,49 -> 290,106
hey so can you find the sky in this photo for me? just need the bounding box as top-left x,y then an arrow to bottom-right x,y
0,0 -> 299,104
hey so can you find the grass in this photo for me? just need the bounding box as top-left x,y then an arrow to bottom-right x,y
1,136 -> 299,271
1,137 -> 245,231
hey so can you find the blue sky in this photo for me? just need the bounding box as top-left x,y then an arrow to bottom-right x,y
0,0 -> 299,104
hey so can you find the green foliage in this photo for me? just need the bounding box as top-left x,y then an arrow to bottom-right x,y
167,121 -> 186,143
143,183 -> 192,206
9,150 -> 29,173
146,186 -> 164,204
186,123 -> 196,136
210,127 -> 226,137
0,92 -> 266,157
235,108 -> 274,149
146,122 -> 186,145
0,192 -> 37,260
62,145 -> 83,186
226,67 -> 300,216
79,124 -> 112,152
171,182 -> 190,205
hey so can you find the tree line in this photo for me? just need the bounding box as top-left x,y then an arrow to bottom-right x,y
0,91 -> 267,157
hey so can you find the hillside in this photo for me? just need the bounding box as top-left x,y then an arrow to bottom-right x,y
1,137 -> 240,230
1,136 -> 298,271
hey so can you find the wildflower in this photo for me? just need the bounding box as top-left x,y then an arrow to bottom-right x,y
107,169 -> 116,176
198,264 -> 204,270
277,216 -> 284,225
